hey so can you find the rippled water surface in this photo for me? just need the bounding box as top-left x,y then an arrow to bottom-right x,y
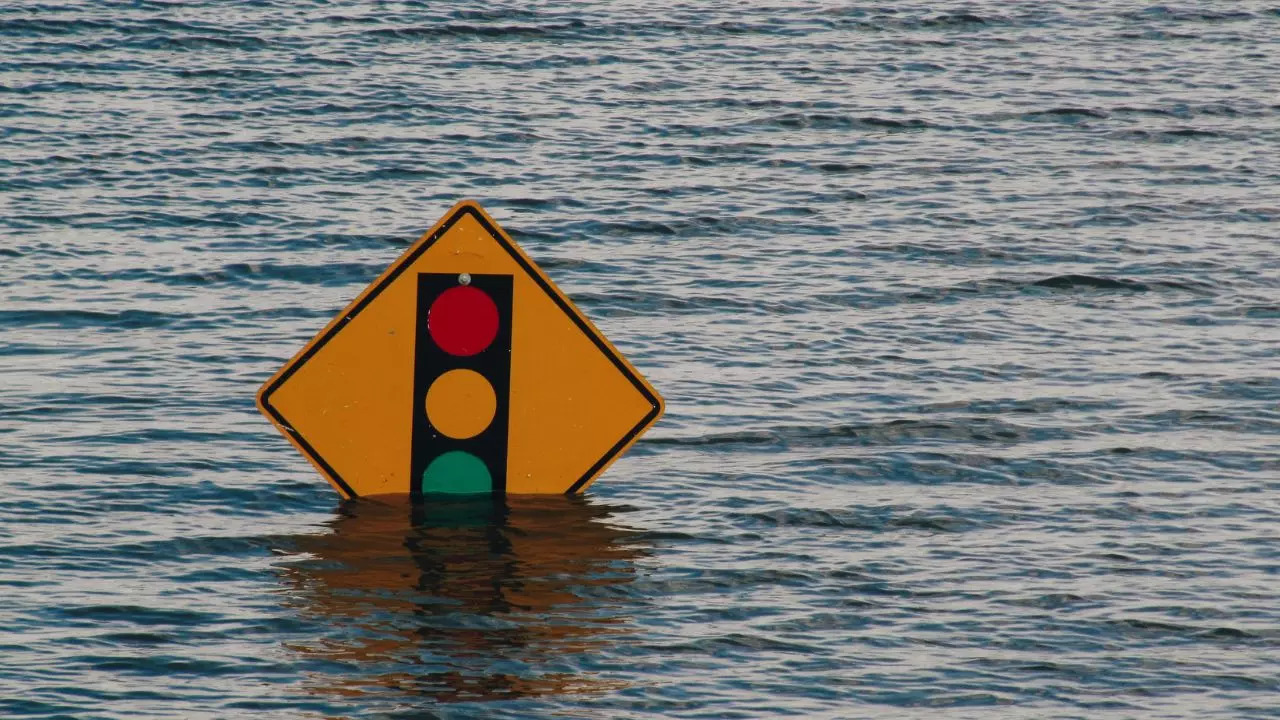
3,1 -> 1279,718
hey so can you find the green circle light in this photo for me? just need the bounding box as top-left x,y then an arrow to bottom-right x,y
421,451 -> 493,496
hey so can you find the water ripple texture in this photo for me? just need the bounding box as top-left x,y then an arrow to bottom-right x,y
2,1 -> 1278,718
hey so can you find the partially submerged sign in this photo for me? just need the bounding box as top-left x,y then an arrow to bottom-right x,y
257,201 -> 663,498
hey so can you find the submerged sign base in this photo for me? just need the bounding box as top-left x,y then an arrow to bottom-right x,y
257,201 -> 663,498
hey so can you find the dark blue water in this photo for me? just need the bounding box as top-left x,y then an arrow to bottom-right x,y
3,2 -> 1278,718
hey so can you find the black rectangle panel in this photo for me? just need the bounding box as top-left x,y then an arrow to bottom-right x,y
410,272 -> 513,499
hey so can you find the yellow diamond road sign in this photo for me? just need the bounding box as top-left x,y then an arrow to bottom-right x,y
257,200 -> 664,498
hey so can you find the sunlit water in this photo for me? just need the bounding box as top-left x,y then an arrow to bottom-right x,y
3,2 -> 1278,718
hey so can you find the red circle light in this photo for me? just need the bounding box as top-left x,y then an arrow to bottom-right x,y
428,285 -> 499,356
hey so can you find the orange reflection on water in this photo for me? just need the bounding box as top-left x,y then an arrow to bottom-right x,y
278,494 -> 647,703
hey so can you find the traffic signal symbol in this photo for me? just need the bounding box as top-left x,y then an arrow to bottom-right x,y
410,272 -> 513,498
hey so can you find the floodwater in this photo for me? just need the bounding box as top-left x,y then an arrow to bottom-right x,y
2,2 -> 1278,718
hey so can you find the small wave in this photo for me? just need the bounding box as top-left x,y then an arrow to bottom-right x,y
8,80 -> 129,95
54,604 -> 218,625
1121,8 -> 1256,22
0,17 -> 115,36
751,113 -> 934,131
0,308 -> 184,330
1111,128 -> 1225,142
730,506 -> 984,533
649,418 -> 1031,449
813,161 -> 874,174
1113,102 -> 1270,118
1025,107 -> 1110,120
657,633 -> 817,655
1002,593 -> 1093,610
364,23 -> 581,40
190,261 -> 381,287
1031,274 -> 1150,291
920,12 -> 992,27
128,34 -> 267,51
